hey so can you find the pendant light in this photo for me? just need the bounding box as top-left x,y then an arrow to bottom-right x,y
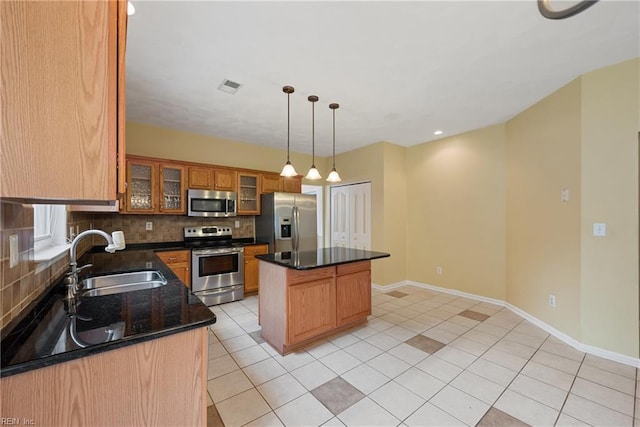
305,95 -> 322,180
326,103 -> 342,182
280,86 -> 298,177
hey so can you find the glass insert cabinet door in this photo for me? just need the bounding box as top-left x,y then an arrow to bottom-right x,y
238,172 -> 259,214
160,164 -> 185,213
126,160 -> 157,212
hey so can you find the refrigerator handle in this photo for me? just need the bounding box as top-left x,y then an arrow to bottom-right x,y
292,206 -> 300,251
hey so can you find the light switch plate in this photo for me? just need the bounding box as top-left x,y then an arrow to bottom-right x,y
145,221 -> 153,231
593,223 -> 607,237
9,234 -> 19,268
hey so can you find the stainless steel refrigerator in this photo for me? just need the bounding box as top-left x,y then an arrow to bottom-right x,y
256,192 -> 317,252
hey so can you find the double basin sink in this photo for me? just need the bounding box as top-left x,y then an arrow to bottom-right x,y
80,270 -> 168,297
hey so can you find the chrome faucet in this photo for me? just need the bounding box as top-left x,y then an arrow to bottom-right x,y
65,229 -> 125,300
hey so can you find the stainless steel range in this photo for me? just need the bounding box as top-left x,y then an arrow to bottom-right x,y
184,226 -> 244,305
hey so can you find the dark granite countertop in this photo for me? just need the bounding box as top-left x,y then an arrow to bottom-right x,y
0,245 -> 216,378
256,247 -> 390,270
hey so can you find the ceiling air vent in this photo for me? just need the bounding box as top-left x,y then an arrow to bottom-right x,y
218,79 -> 242,94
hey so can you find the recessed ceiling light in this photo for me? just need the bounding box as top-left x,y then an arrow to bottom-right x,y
218,79 -> 242,94
434,130 -> 443,135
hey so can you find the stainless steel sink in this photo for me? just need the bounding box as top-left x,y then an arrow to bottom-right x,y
80,270 -> 168,297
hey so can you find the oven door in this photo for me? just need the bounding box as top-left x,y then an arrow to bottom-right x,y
191,247 -> 244,293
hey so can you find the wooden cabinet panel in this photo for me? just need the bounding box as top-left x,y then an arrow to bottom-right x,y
281,176 -> 302,193
159,164 -> 185,213
336,269 -> 371,326
0,328 -> 208,426
123,157 -> 186,214
288,266 -> 335,285
261,173 -> 281,194
124,159 -> 157,213
237,172 -> 260,215
287,277 -> 336,344
188,167 -> 212,189
156,250 -> 191,288
214,169 -> 237,191
244,244 -> 269,294
0,0 -> 126,201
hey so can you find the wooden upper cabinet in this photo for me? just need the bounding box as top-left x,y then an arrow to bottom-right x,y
261,173 -> 281,194
237,172 -> 260,215
281,176 -> 302,193
214,169 -> 237,191
188,167 -> 212,189
123,157 -> 186,214
0,0 -> 127,201
159,164 -> 185,213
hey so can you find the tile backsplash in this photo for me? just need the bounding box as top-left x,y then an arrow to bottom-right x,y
0,202 -> 93,330
90,214 -> 254,244
0,204 -> 254,331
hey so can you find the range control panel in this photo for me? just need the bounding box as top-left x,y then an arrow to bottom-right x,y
184,226 -> 232,238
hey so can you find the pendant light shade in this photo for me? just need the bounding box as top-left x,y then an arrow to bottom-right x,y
326,103 -> 342,183
280,86 -> 298,177
305,95 -> 322,180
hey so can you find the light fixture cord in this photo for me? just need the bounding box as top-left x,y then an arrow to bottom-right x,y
287,92 -> 291,162
312,101 -> 315,165
332,107 -> 336,168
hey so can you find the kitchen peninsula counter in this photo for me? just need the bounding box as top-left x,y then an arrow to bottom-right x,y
257,247 -> 390,354
1,245 -> 216,426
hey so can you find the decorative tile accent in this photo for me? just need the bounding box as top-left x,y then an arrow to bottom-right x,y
311,377 -> 365,415
405,334 -> 445,354
249,330 -> 265,344
386,290 -> 408,298
476,407 -> 530,427
459,309 -> 491,322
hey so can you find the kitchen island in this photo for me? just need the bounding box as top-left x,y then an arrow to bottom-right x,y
256,247 -> 390,354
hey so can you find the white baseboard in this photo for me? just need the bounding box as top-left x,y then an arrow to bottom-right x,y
372,280 -> 640,368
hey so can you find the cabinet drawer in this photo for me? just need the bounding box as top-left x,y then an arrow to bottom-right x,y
157,250 -> 190,264
288,266 -> 335,285
337,261 -> 370,276
244,244 -> 269,257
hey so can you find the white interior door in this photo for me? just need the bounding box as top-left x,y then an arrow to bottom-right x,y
349,183 -> 371,250
330,182 -> 371,249
331,185 -> 349,247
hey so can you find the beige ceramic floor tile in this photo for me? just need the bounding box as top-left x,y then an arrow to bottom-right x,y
257,373 -> 307,409
341,363 -> 391,395
416,354 -> 463,383
582,353 -> 636,378
290,360 -> 337,391
215,388 -> 271,427
521,360 -> 575,391
367,352 -> 412,379
530,349 -> 581,375
242,357 -> 287,386
404,402 -> 466,427
494,389 -> 559,427
562,393 -> 633,426
395,367 -> 446,400
208,354 -> 240,380
508,374 -> 568,410
430,385 -> 490,426
467,358 -> 517,387
336,397 -> 401,427
570,377 -> 634,416
207,369 -> 254,403
450,370 -> 506,405
274,393 -> 334,427
369,381 -> 426,420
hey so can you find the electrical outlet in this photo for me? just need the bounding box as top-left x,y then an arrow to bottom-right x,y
561,188 -> 570,202
76,225 -> 80,235
69,226 -> 75,240
549,294 -> 556,308
9,234 -> 19,268
145,262 -> 153,268
436,266 -> 443,275
145,221 -> 153,231
235,220 -> 240,228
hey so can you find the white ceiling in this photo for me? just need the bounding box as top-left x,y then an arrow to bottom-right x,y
125,1 -> 640,157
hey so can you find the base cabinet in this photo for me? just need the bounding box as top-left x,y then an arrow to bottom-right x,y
0,328 -> 208,427
244,244 -> 269,294
156,250 -> 191,288
259,261 -> 371,354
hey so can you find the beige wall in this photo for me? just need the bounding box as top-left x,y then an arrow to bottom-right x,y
406,125 -> 507,300
126,122 -> 316,177
505,79 -> 583,340
580,58 -> 639,356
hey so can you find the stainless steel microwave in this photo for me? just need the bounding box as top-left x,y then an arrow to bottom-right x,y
187,189 -> 237,217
